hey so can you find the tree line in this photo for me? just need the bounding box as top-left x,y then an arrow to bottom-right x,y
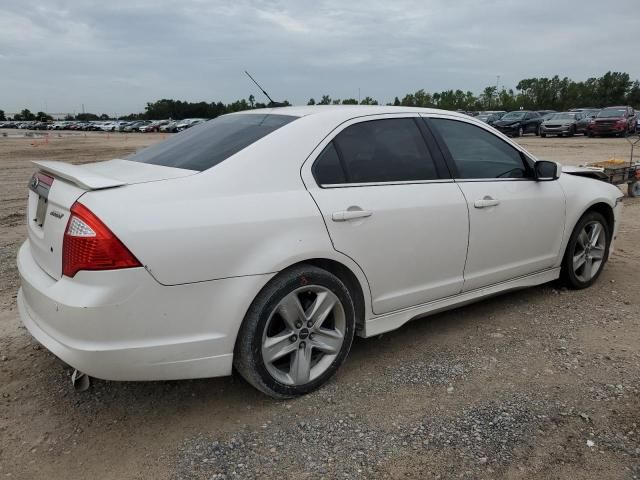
4,72 -> 640,122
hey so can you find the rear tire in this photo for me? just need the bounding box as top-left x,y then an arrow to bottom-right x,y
541,133 -> 547,138
561,211 -> 610,290
629,181 -> 640,198
234,265 -> 356,398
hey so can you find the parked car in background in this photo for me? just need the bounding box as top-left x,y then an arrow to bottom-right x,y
123,121 -> 149,133
160,121 -> 178,133
176,118 -> 205,131
537,110 -> 556,119
588,106 -> 637,137
540,112 -> 590,137
476,111 -> 506,126
16,106 -> 623,398
141,120 -> 170,133
493,110 -> 543,136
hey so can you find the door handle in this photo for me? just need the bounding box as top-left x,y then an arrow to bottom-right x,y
332,208 -> 373,222
474,196 -> 500,208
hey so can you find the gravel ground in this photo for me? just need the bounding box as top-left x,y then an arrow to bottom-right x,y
0,131 -> 639,479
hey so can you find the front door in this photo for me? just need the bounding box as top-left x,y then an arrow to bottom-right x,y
426,115 -> 566,291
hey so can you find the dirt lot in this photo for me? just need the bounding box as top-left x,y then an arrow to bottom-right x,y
1,130 -> 639,479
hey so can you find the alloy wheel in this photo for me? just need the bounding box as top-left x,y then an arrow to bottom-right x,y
573,221 -> 606,282
261,286 -> 346,386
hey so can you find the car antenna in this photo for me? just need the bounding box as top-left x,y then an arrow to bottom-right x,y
244,71 -> 287,108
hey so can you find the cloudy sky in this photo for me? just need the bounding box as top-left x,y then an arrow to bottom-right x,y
2,0 -> 639,115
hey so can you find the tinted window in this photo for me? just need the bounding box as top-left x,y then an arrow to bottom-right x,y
313,143 -> 346,185
128,114 -> 297,171
431,119 -> 529,179
322,118 -> 437,184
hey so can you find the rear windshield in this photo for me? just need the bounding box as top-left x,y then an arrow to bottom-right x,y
128,113 -> 297,171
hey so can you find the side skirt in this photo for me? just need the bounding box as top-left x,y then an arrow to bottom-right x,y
362,268 -> 560,337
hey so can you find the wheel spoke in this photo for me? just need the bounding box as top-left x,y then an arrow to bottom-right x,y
277,294 -> 306,330
590,246 -> 605,260
573,251 -> 586,271
306,291 -> 336,328
263,332 -> 296,363
584,256 -> 594,280
578,230 -> 589,248
290,345 -> 311,384
311,328 -> 344,354
589,223 -> 602,246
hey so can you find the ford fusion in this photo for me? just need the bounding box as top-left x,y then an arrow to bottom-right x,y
17,106 -> 622,398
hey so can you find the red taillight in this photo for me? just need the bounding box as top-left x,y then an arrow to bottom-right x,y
62,202 -> 141,277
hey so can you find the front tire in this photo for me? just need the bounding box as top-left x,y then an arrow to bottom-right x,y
561,211 -> 610,289
234,265 -> 356,398
629,181 -> 640,198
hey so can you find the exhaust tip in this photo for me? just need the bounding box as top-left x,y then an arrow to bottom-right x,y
71,369 -> 91,392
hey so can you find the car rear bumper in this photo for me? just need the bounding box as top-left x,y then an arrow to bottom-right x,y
17,240 -> 273,381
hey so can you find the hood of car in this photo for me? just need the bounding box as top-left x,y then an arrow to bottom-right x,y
595,116 -> 624,122
494,119 -> 521,127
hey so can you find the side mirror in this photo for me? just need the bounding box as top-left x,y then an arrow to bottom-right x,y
535,161 -> 559,181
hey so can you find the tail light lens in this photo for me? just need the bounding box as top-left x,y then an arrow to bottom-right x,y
62,202 -> 141,277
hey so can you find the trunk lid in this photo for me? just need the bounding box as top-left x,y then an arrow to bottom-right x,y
26,159 -> 196,280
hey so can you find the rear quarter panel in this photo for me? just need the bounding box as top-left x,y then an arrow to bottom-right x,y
78,115 -> 370,288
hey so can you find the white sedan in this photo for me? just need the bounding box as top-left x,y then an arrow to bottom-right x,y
17,106 -> 622,398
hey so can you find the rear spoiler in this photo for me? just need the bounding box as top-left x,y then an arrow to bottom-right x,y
32,161 -> 125,190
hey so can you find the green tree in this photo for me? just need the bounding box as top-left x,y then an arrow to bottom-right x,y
479,86 -> 497,109
393,96 -> 401,106
0,109 -> 5,121
248,94 -> 255,108
341,98 -> 358,105
627,81 -> 640,107
15,109 -> 36,121
76,113 -> 99,121
359,96 -> 378,105
318,95 -> 332,105
35,111 -> 53,121
307,98 -> 316,105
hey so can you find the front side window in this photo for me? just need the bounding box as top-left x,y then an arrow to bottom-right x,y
430,118 -> 530,179
128,113 -> 297,171
313,118 -> 438,185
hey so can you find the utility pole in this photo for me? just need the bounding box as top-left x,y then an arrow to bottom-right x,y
358,88 -> 361,104
82,103 -> 85,115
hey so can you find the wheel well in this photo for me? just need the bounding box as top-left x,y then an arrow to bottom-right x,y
586,202 -> 614,240
293,259 -> 367,333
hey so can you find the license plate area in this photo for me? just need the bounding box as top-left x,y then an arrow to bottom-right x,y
29,173 -> 54,227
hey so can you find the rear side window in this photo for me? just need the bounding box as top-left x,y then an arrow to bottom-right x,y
431,118 -> 530,179
314,118 -> 438,185
313,143 -> 346,185
128,114 -> 297,171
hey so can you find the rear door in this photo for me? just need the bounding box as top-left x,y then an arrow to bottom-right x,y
425,115 -> 565,291
302,114 -> 469,315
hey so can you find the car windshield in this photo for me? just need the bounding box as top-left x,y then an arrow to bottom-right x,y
501,112 -> 526,121
128,113 -> 297,171
598,109 -> 626,118
549,113 -> 577,121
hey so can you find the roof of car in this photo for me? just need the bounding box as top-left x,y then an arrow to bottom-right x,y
232,105 -> 472,121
